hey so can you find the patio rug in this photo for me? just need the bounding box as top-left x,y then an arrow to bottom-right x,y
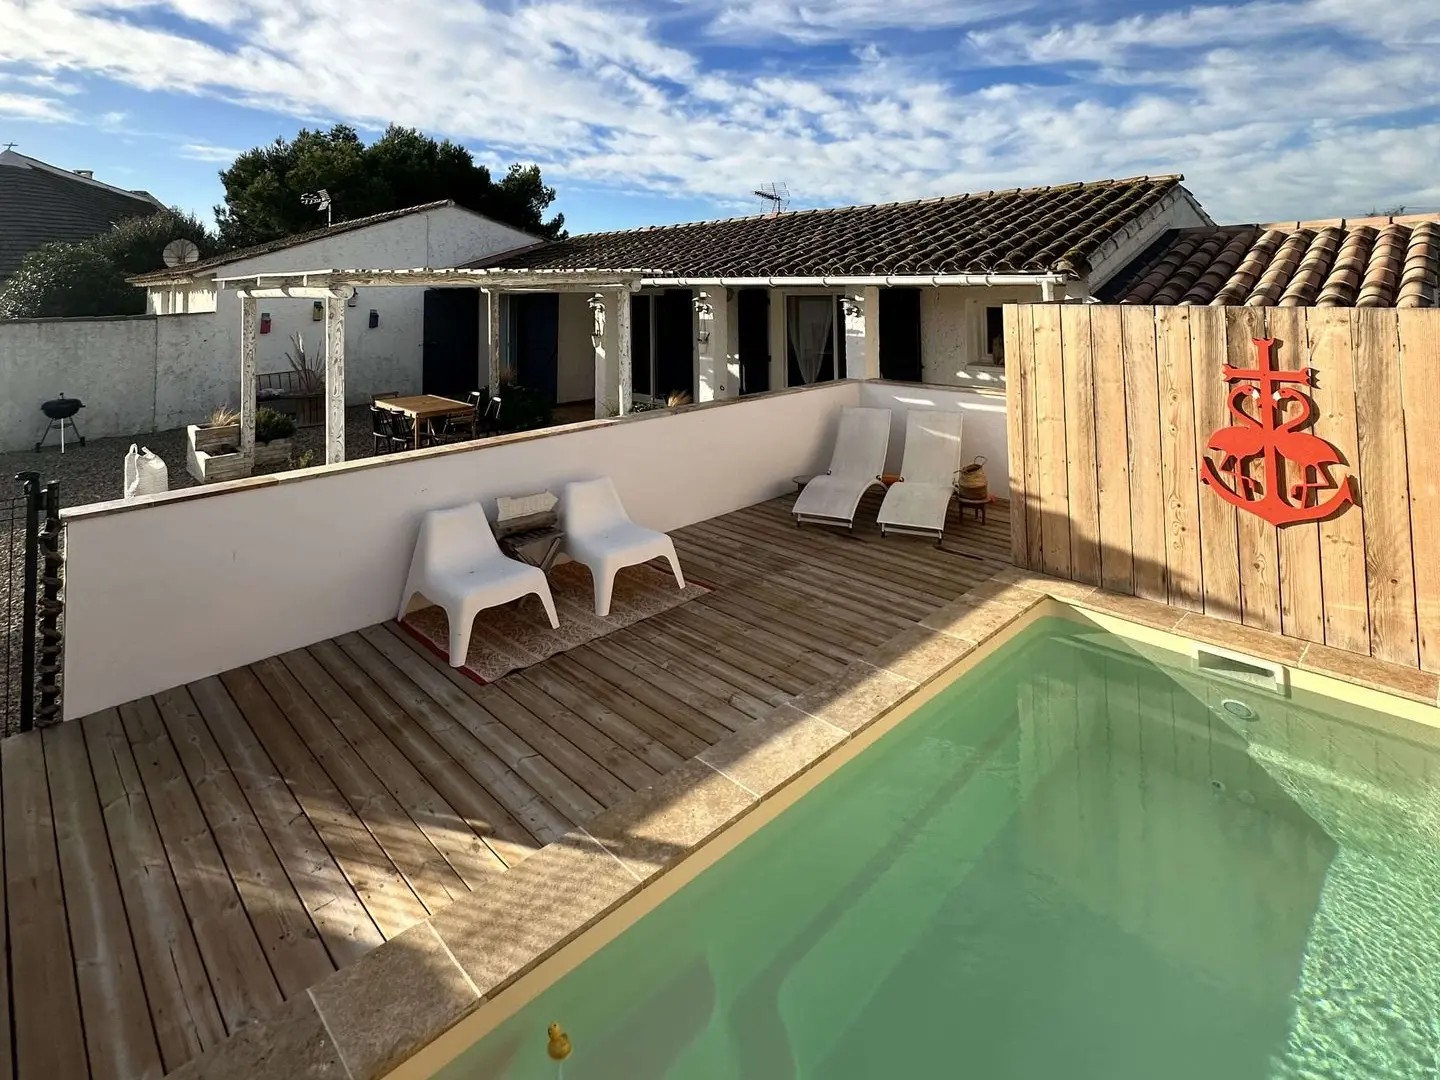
398,559 -> 710,683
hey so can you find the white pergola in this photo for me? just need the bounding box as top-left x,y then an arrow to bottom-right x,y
216,267 -> 651,466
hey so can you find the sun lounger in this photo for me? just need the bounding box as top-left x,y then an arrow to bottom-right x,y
792,406 -> 893,529
877,409 -> 964,543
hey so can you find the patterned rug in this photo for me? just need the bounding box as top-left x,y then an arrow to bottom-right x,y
399,559 -> 709,683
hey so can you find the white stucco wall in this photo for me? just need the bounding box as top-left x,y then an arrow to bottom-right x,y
859,380 -> 1010,496
61,382 -> 860,718
919,285 -> 1043,385
0,315 -> 167,451
144,205 -> 534,426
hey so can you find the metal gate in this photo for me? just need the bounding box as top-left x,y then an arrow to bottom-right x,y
2,473 -> 62,735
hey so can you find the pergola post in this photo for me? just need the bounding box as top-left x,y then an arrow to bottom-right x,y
324,296 -> 345,464
485,289 -> 502,392
612,287 -> 632,416
239,294 -> 257,458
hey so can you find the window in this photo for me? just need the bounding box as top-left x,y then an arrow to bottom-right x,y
786,295 -> 842,386
984,306 -> 1006,366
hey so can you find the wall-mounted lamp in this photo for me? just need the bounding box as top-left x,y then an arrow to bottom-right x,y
368,309 -> 379,329
311,300 -> 324,321
259,312 -> 272,334
840,297 -> 863,319
697,329 -> 711,345
347,290 -> 359,308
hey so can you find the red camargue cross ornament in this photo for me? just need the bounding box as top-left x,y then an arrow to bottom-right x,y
1199,337 -> 1355,527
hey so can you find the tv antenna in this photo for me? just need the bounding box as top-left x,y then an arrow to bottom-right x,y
753,182 -> 790,215
1,142 -> 18,153
301,189 -> 333,227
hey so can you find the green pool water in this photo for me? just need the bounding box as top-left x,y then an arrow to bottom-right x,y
439,617 -> 1440,1080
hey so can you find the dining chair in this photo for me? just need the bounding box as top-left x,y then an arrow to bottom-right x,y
369,406 -> 393,455
388,411 -> 418,452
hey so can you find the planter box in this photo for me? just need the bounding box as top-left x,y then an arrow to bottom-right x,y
186,424 -> 252,484
254,438 -> 293,469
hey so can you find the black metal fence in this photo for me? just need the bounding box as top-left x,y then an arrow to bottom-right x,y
2,474 -> 62,736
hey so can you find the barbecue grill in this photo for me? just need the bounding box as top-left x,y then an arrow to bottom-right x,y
35,394 -> 86,452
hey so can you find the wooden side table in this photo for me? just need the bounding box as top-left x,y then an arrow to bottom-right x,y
956,497 -> 988,525
498,525 -> 565,572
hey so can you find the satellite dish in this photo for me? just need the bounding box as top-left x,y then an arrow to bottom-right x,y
162,238 -> 201,267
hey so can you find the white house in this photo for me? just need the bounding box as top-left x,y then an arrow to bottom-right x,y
131,201 -> 540,422
471,174 -> 1210,409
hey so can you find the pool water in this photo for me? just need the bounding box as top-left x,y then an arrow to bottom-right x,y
439,617 -> 1440,1080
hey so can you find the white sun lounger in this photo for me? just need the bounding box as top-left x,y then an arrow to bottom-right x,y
562,477 -> 685,617
792,406 -> 893,530
399,503 -> 559,664
877,409 -> 965,543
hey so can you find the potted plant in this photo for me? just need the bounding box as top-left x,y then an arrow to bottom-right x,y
186,405 -> 250,483
253,407 -> 297,468
286,331 -> 324,427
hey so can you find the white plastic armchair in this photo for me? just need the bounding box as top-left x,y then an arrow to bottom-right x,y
561,478 -> 685,617
398,503 -> 559,665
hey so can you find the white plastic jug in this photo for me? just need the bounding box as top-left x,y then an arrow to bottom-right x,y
123,444 -> 169,498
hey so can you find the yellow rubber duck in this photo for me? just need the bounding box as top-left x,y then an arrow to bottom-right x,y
547,1023 -> 572,1061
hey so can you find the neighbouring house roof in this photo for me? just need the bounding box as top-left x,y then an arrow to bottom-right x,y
131,199 -> 518,285
474,175 -> 1198,280
0,149 -> 164,279
1101,215 -> 1440,308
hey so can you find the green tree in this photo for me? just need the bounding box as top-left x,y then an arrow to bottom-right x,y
214,124 -> 565,249
0,242 -> 142,319
0,209 -> 218,319
90,209 -> 218,276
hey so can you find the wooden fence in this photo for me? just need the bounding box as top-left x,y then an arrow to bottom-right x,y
1005,303 -> 1440,671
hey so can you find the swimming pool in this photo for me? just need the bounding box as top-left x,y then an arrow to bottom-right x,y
428,615 -> 1440,1079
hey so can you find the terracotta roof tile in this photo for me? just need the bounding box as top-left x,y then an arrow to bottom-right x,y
1103,215 -> 1440,308
474,176 -> 1189,279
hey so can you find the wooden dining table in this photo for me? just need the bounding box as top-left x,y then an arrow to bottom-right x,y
373,394 -> 473,449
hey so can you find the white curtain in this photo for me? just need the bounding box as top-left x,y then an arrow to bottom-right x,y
788,297 -> 834,385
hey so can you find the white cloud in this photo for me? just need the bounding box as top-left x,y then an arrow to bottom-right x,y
0,0 -> 1435,223
0,91 -> 74,122
178,142 -> 241,162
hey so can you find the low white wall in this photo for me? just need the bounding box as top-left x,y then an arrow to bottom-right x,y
858,380 -> 1010,496
61,381 -> 860,719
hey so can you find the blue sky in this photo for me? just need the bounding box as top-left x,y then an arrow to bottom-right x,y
2,0 -> 1437,234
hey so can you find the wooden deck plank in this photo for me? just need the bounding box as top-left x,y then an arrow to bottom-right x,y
542,653 -> 713,761
561,646 -> 737,744
582,636 -> 755,732
187,677 -> 385,967
667,603 -> 844,683
686,516 -> 956,610
219,666 -> 431,937
152,686 -> 336,999
703,590 -> 867,663
312,642 -> 567,849
45,719 -> 161,1080
116,698 -> 284,1032
620,619 -> 791,711
250,657 -> 478,915
628,612 -> 807,699
515,661 -> 688,772
4,730 -> 90,1080
361,627 -> 601,829
277,649 -> 507,889
496,673 -> 658,792
82,707 -> 228,1071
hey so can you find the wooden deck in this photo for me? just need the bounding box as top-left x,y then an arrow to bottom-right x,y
0,492 -> 1011,1079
